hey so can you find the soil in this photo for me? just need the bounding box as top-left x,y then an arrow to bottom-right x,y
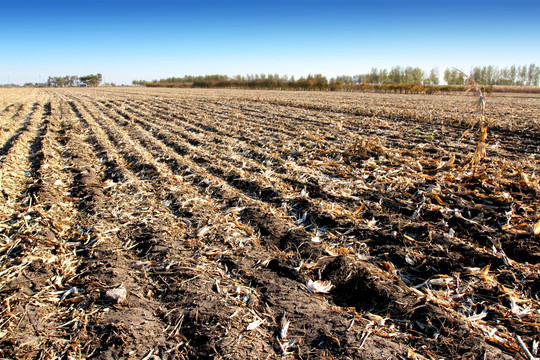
0,87 -> 539,359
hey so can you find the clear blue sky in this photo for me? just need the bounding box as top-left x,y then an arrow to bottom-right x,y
1,0 -> 539,85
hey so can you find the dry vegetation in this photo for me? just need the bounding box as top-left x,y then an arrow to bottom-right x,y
0,87 -> 539,359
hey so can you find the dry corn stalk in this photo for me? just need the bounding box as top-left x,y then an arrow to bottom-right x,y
344,136 -> 386,160
470,125 -> 488,166
453,68 -> 489,169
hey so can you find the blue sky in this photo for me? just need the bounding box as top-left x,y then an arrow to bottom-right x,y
1,0 -> 539,85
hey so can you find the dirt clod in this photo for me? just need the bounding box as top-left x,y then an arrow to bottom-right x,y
104,287 -> 128,304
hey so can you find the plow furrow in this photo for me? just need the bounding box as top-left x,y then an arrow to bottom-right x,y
1,88 -> 538,360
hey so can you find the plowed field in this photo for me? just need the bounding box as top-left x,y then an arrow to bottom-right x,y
1,87 -> 539,359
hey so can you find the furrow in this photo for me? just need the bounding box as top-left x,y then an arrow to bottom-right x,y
0,102 -> 44,211
6,88 -> 533,359
94,98 -> 431,322
0,103 -> 39,158
55,98 -> 189,358
122,99 -> 514,262
0,97 -> 85,358
116,100 -> 416,241
92,99 -> 324,255
62,96 -> 284,358
117,99 -> 348,199
106,93 -> 537,358
89,94 -> 526,283
79,95 -> 419,358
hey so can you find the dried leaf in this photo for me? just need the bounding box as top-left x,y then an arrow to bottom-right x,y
502,223 -> 532,235
427,277 -> 453,287
414,160 -> 423,172
306,279 -> 333,293
365,312 -> 386,326
298,188 -> 309,200
247,318 -> 265,331
197,226 -> 210,237
381,261 -> 395,273
280,316 -> 290,339
437,155 -> 455,170
520,171 -> 531,185
534,220 -> 540,237
407,347 -> 428,360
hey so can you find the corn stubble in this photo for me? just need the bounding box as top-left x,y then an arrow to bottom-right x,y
459,69 -> 489,170
0,87 -> 538,360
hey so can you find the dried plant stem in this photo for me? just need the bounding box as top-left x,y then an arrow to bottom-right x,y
516,335 -> 537,360
452,68 -> 489,170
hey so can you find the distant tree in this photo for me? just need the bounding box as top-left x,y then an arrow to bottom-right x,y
518,65 -> 528,85
409,67 -> 424,84
528,63 -> 539,86
367,67 -> 379,84
389,66 -> 402,84
444,68 -> 465,85
465,64 -> 540,86
500,67 -> 512,85
470,67 -> 482,84
69,75 -> 79,86
509,65 -> 517,85
329,78 -> 344,90
289,75 -> 295,87
80,75 -> 90,86
80,74 -> 102,87
335,75 -> 353,84
56,76 -> 68,87
379,69 -> 389,84
132,80 -> 148,86
425,68 -> 439,85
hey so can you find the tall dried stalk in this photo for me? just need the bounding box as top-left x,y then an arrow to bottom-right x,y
453,68 -> 488,169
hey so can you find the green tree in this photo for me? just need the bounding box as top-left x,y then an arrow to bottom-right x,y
509,65 -> 517,85
410,67 -> 424,84
527,63 -> 539,86
444,68 -> 464,85
518,65 -> 528,85
425,68 -> 439,85
80,73 -> 102,86
389,66 -> 402,84
367,68 -> 379,84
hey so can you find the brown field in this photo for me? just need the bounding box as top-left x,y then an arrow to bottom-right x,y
0,87 -> 539,359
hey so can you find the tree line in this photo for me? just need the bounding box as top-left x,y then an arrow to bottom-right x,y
138,74 -> 339,91
24,74 -> 103,87
135,64 -> 539,92
444,65 -> 539,86
346,66 -> 441,85
354,64 -> 539,86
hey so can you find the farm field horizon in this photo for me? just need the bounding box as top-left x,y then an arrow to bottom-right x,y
1,87 -> 539,359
